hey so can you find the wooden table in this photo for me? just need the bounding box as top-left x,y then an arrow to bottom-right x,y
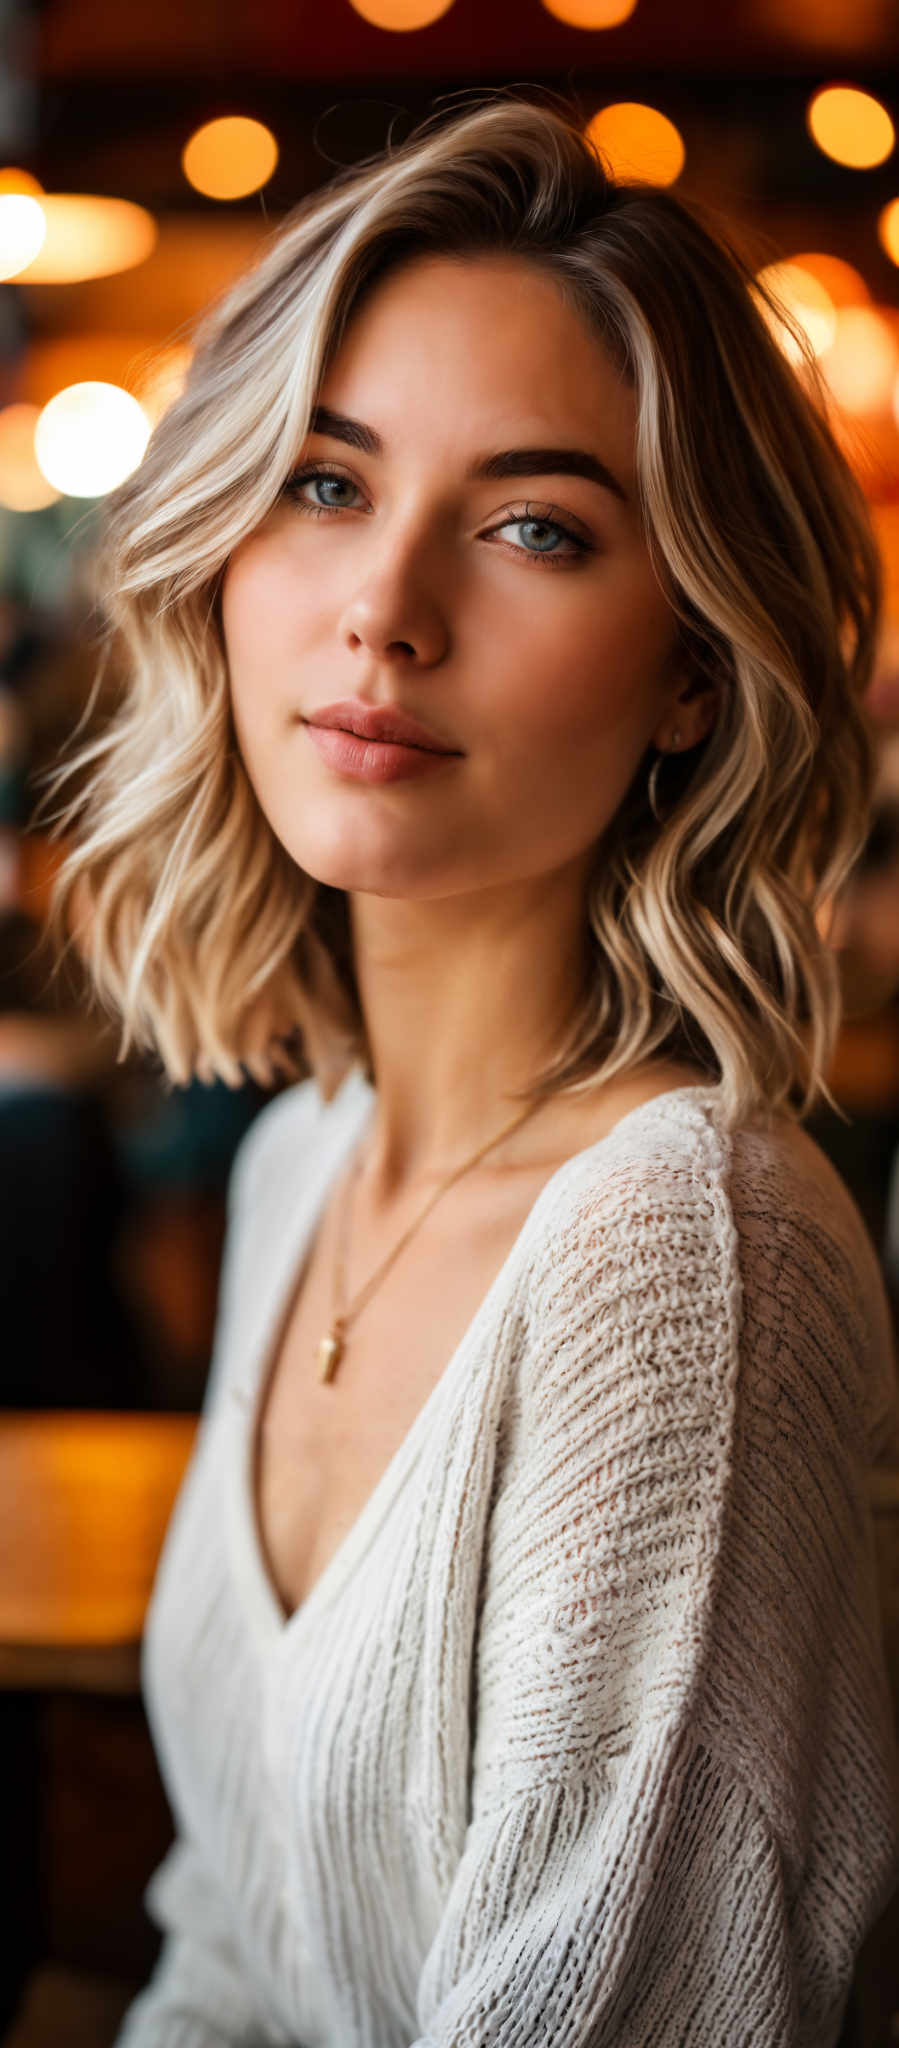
0,1413 -> 197,1692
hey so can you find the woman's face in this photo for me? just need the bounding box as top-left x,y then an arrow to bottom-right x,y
222,253 -> 693,902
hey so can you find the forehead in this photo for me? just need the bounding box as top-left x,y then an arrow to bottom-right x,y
319,252 -> 637,481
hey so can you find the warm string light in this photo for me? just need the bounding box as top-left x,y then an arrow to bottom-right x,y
756,253 -> 899,432
0,404 -> 60,511
0,194 -> 45,280
541,0 -> 637,23
586,102 -> 683,185
755,261 -> 837,362
819,308 -> 899,417
3,76 -> 899,513
181,117 -> 278,201
0,168 -> 43,196
346,0 -> 454,23
789,251 -> 869,308
34,383 -> 151,497
12,195 -> 156,284
879,199 -> 899,269
806,85 -> 895,170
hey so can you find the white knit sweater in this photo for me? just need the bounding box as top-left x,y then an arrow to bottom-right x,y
117,1067 -> 899,2048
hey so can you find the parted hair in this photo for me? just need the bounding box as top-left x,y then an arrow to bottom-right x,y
41,92 -> 879,1123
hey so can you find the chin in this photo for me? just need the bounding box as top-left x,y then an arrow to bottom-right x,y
266,798 -> 473,900
280,835 -> 442,899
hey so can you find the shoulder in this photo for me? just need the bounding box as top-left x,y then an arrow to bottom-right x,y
532,1081 -> 883,1304
521,1086 -> 740,1425
526,1085 -> 897,1462
727,1115 -> 898,1461
530,1085 -> 738,1317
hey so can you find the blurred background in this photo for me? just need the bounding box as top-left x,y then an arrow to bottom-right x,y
3,0 -> 899,2042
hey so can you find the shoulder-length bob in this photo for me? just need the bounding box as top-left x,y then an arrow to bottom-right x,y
41,92 -> 879,1124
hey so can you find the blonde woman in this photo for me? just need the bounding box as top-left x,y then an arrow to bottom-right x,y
45,94 -> 899,2048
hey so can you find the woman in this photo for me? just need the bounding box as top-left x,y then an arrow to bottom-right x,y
45,94 -> 898,2047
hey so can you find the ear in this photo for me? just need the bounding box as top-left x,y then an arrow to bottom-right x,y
650,670 -> 720,755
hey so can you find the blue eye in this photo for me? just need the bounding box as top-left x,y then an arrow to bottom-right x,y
495,515 -> 585,563
282,468 -> 360,512
280,467 -> 591,569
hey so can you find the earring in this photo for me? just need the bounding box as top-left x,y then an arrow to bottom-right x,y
648,755 -> 665,823
648,733 -> 683,824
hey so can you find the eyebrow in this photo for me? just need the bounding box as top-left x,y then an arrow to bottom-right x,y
307,404 -> 630,506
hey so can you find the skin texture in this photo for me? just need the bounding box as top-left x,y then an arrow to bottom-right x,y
222,253 -> 717,1193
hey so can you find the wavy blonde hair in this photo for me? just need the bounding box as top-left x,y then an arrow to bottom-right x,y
40,92 -> 879,1124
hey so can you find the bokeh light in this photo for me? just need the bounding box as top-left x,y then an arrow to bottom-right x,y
0,194 -> 46,281
818,307 -> 899,415
541,0 -> 637,24
0,404 -> 61,511
347,0 -> 455,22
0,168 -> 43,196
13,196 -> 156,283
879,199 -> 899,269
806,85 -> 895,170
182,117 -> 279,200
586,103 -> 684,184
756,261 -> 837,362
34,383 -> 151,497
789,251 -> 869,307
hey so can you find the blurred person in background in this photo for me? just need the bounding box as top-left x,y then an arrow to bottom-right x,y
42,94 -> 899,2048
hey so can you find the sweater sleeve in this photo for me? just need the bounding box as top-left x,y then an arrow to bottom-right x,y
411,1111 -> 899,2048
115,1839 -> 293,2048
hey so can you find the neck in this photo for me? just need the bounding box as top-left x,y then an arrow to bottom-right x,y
345,866 -> 592,1200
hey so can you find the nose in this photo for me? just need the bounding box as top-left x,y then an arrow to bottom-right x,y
336,524 -> 450,670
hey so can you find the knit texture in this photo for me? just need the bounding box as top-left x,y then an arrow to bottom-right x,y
116,1068 -> 899,2048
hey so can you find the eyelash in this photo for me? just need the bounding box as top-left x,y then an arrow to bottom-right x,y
279,464 -> 592,570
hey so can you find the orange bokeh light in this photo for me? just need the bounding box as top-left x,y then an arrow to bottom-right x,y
807,85 -> 894,170
586,102 -> 684,185
0,404 -> 61,512
542,0 -> 637,23
13,195 -> 156,283
789,251 -> 869,307
0,168 -> 42,196
348,0 -> 455,21
818,306 -> 899,415
182,117 -> 278,200
879,199 -> 899,269
0,195 -> 46,281
756,261 -> 836,363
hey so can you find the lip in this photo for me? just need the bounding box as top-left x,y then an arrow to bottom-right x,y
303,723 -> 460,785
304,699 -> 460,755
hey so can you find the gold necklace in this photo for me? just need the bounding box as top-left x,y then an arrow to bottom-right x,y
315,1097 -> 542,1383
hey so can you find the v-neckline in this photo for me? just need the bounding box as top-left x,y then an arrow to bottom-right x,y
228,1067 -> 716,1647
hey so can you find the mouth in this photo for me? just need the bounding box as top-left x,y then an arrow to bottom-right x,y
302,717 -> 462,786
319,720 -> 442,753
304,699 -> 461,756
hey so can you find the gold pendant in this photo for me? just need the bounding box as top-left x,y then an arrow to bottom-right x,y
316,1328 -> 343,1383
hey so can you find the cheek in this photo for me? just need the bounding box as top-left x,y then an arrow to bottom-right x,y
221,539 -> 306,715
492,579 -> 675,761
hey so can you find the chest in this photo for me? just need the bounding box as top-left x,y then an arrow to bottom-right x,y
251,1174 -> 546,1622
